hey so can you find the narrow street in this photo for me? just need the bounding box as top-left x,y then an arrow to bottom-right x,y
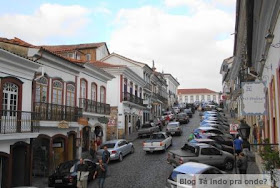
89,112 -> 201,188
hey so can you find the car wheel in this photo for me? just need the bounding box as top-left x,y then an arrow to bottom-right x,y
119,153 -> 123,162
145,151 -> 150,154
130,146 -> 135,154
224,159 -> 234,170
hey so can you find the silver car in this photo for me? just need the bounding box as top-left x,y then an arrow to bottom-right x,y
97,139 -> 134,162
166,162 -> 224,188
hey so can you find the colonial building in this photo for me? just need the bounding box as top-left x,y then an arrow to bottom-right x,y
0,39 -> 41,187
0,38 -> 114,183
92,60 -> 146,138
178,88 -> 219,104
163,73 -> 180,109
225,0 -> 280,156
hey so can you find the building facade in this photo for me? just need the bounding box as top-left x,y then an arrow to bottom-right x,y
163,73 -> 180,109
178,88 -> 219,105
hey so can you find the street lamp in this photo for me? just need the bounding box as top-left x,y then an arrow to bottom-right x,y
237,120 -> 251,149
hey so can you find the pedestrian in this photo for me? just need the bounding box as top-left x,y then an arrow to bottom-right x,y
233,134 -> 243,155
237,152 -> 248,174
93,158 -> 107,188
102,145 -> 110,164
76,158 -> 89,188
136,118 -> 141,130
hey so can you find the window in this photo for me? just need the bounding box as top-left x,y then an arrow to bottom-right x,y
86,54 -> 91,61
139,88 -> 142,99
68,53 -> 74,58
213,95 -> 216,101
209,148 -> 220,155
124,78 -> 127,93
201,148 -> 211,155
100,86 -> 106,103
190,95 -> 194,103
66,84 -> 75,106
185,96 -> 188,103
135,85 -> 138,97
76,54 -> 81,60
207,95 -> 210,101
35,77 -> 48,102
91,83 -> 97,101
2,82 -> 18,112
80,79 -> 87,99
52,80 -> 63,105
201,95 -> 205,101
130,82 -> 133,93
196,95 -> 199,101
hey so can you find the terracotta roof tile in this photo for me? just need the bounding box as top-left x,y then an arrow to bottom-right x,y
0,37 -> 36,47
178,88 -> 217,95
42,42 -> 106,53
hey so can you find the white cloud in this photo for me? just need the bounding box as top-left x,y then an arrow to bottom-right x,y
0,4 -> 90,44
109,3 -> 235,92
93,7 -> 112,15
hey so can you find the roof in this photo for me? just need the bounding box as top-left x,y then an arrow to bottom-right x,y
41,42 -> 106,52
174,162 -> 212,174
91,61 -> 126,68
178,88 -> 217,95
0,37 -> 36,48
101,52 -> 147,66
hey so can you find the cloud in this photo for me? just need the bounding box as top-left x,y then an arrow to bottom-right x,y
109,3 -> 235,92
0,3 -> 90,44
93,7 -> 112,15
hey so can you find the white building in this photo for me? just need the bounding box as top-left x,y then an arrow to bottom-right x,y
163,73 -> 180,109
178,88 -> 219,104
0,40 -> 41,187
93,60 -> 146,138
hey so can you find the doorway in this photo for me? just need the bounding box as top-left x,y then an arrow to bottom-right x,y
32,136 -> 50,176
11,142 -> 30,187
0,153 -> 8,188
53,137 -> 66,169
125,115 -> 128,135
82,126 -> 90,152
68,133 -> 76,160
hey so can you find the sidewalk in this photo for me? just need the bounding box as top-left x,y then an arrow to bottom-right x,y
125,131 -> 139,142
225,111 -> 260,174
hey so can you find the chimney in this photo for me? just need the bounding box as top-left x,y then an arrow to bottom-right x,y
152,60 -> 156,71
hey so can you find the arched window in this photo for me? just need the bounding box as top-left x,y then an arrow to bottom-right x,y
100,86 -> 106,103
80,79 -> 87,99
91,83 -> 97,101
35,77 -> 48,103
2,82 -> 18,112
66,84 -> 75,106
52,80 -> 63,105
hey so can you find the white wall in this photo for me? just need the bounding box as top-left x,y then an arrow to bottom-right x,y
106,75 -> 121,107
0,138 -> 31,154
96,45 -> 109,60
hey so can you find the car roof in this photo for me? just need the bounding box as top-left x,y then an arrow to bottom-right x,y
197,127 -> 217,130
103,139 -> 125,144
168,122 -> 179,125
174,162 -> 212,174
193,138 -> 215,142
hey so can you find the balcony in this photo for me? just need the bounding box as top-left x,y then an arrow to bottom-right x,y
144,83 -> 152,91
123,92 -> 144,106
34,102 -> 82,122
0,110 -> 39,134
79,98 -> 110,115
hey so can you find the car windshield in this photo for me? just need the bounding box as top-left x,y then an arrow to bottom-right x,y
57,161 -> 76,174
169,171 -> 186,182
177,114 -> 186,118
168,123 -> 178,127
151,134 -> 165,139
100,143 -> 115,149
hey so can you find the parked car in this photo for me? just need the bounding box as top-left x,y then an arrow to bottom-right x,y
176,113 -> 189,124
189,138 -> 234,154
183,108 -> 193,118
167,143 -> 234,170
143,132 -> 172,153
199,123 -> 229,132
97,139 -> 134,162
205,133 -> 233,146
163,111 -> 175,121
194,127 -> 233,139
166,122 -> 182,136
138,123 -> 160,137
166,162 -> 224,188
48,159 -> 96,187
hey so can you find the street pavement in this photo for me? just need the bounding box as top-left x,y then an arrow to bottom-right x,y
88,111 -> 201,188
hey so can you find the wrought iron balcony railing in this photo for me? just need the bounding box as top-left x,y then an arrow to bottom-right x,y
79,98 -> 110,115
144,83 -> 152,91
34,102 -> 82,122
123,92 -> 144,106
0,110 -> 39,134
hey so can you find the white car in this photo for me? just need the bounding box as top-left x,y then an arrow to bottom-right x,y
143,132 -> 172,153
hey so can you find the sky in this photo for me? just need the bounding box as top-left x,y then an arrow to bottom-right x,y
0,0 -> 236,92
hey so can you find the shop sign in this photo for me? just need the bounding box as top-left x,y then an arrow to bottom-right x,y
58,120 -> 69,128
241,82 -> 266,115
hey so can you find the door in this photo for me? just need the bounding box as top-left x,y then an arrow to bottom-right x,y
199,148 -> 213,165
125,115 -> 128,135
68,134 -> 75,160
12,145 -> 29,187
118,141 -> 127,155
0,155 -> 8,188
1,82 -> 18,133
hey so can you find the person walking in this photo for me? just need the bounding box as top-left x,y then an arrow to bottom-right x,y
76,158 -> 89,188
136,118 -> 141,130
93,158 -> 107,188
102,145 -> 110,164
233,134 -> 243,155
237,152 -> 248,174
